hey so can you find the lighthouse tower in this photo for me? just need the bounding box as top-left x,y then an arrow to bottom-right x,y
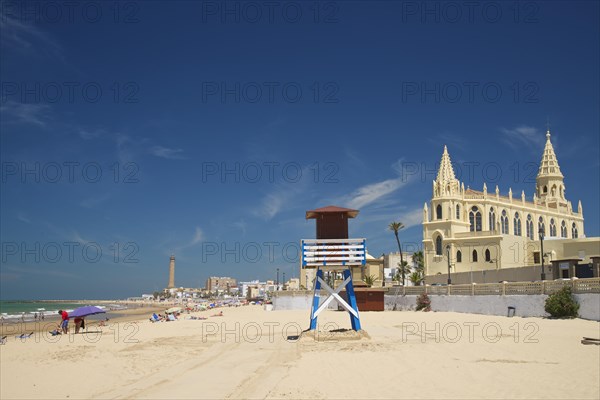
167,255 -> 175,289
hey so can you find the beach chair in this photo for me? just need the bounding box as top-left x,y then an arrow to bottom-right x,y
167,314 -> 176,321
149,313 -> 161,322
0,336 -> 7,345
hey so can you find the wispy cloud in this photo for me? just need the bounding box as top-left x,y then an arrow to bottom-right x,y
17,212 -> 31,224
149,145 -> 186,160
232,220 -> 248,236
164,226 -> 205,257
500,125 -> 545,152
257,191 -> 287,219
0,101 -> 50,127
80,193 -> 111,209
343,176 -> 411,210
116,134 -> 135,164
71,231 -> 92,245
0,15 -> 62,56
191,227 -> 204,245
78,128 -> 105,140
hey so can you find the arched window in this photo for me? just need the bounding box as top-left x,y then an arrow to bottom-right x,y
456,204 -> 460,220
513,213 -> 521,236
456,250 -> 462,263
550,218 -> 557,237
489,207 -> 496,232
469,206 -> 482,232
526,214 -> 534,240
485,249 -> 491,262
501,210 -> 509,234
436,204 -> 442,220
513,212 -> 522,236
572,223 -> 578,239
435,235 -> 443,256
561,221 -> 567,238
538,217 -> 545,238
543,185 -> 547,193
472,250 -> 478,262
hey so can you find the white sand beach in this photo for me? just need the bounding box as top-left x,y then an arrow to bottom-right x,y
1,306 -> 599,399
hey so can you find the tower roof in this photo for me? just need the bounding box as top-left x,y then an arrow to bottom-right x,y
537,130 -> 563,178
306,205 -> 359,219
436,145 -> 457,184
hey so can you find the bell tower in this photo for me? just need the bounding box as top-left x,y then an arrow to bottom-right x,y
536,129 -> 566,204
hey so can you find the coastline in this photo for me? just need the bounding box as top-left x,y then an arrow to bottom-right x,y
0,303 -> 170,336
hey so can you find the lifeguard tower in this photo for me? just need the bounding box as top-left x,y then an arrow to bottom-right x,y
301,206 -> 366,331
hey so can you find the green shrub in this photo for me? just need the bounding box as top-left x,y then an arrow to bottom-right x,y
544,287 -> 579,318
416,293 -> 431,312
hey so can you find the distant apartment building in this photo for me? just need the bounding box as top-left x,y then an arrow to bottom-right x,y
383,252 -> 415,283
286,278 -> 300,290
205,277 -> 237,293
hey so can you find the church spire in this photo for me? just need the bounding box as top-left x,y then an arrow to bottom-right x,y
436,145 -> 457,183
433,145 -> 460,197
537,129 -> 563,178
536,129 -> 565,201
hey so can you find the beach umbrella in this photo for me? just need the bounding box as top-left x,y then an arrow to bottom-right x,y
69,306 -> 106,318
165,307 -> 181,314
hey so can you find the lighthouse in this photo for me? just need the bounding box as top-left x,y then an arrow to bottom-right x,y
167,255 -> 175,289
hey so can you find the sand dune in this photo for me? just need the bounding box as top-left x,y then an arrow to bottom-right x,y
1,306 -> 598,399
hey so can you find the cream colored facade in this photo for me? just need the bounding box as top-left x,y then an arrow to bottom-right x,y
423,130 -> 595,283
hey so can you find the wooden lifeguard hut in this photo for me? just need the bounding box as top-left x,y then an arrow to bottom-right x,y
302,206 -> 366,331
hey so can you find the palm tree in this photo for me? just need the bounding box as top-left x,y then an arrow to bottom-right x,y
389,221 -> 405,285
397,261 -> 411,284
363,275 -> 377,288
412,250 -> 425,285
409,271 -> 424,286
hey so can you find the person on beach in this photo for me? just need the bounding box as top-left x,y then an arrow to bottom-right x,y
58,310 -> 69,334
74,317 -> 84,334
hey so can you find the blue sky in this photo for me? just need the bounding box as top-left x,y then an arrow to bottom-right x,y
1,1 -> 599,300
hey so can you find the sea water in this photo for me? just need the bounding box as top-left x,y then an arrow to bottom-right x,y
0,301 -> 118,322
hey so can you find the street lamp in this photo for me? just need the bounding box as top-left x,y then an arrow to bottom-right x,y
276,268 -> 279,287
446,245 -> 452,285
539,228 -> 546,280
381,253 -> 386,287
282,272 -> 286,290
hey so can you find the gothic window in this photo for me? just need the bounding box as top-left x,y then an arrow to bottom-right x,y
489,207 -> 496,232
543,185 -> 548,193
526,214 -> 534,240
456,250 -> 462,263
435,235 -> 443,256
456,204 -> 460,220
538,217 -> 545,238
572,223 -> 578,239
485,249 -> 491,262
550,218 -> 557,237
513,212 -> 522,236
436,204 -> 442,220
561,221 -> 567,238
501,210 -> 509,234
472,250 -> 478,262
469,206 -> 482,232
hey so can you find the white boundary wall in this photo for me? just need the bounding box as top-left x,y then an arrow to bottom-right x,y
271,291 -> 599,320
384,294 -> 600,321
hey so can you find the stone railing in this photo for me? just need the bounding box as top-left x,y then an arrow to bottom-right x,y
386,277 -> 600,296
